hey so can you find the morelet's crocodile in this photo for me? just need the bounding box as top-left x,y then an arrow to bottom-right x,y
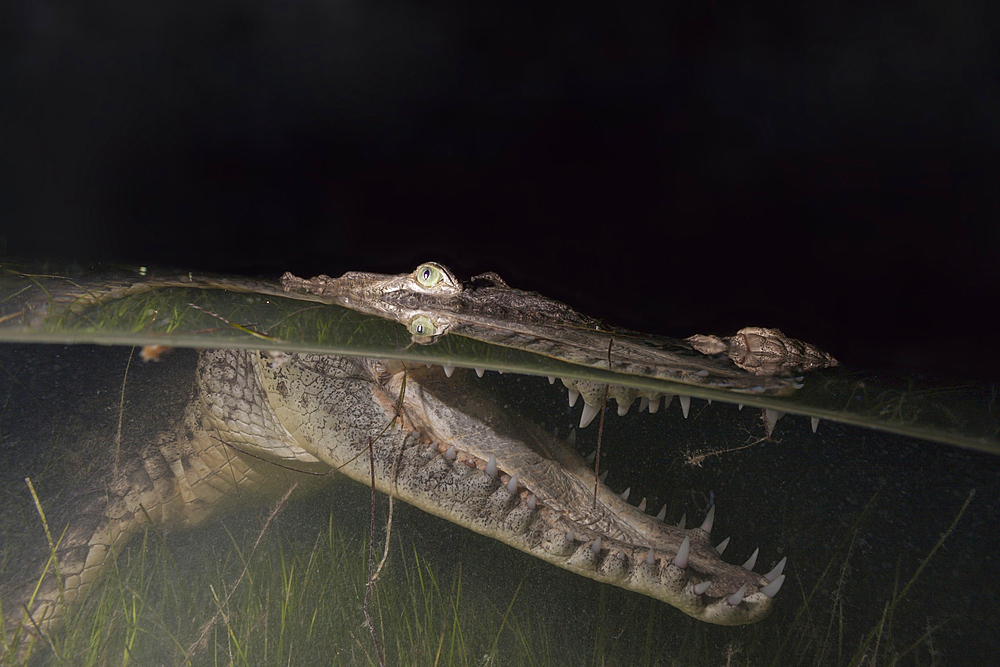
2,263 -> 833,658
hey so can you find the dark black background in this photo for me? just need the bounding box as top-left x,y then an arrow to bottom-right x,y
3,0 -> 998,379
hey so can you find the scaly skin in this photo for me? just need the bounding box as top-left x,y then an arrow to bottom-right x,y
282,262 -> 837,392
3,348 -> 785,660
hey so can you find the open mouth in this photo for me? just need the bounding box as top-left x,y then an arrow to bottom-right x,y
377,362 -> 787,625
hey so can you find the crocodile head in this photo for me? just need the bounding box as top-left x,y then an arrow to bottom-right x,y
2,262 -> 816,659
273,262 -> 826,622
215,350 -> 787,626
282,262 -> 838,394
377,362 -> 787,624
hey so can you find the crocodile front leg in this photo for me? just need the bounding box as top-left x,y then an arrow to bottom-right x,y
1,383 -> 294,661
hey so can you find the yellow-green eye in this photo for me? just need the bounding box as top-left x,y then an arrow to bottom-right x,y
409,315 -> 436,337
415,263 -> 442,288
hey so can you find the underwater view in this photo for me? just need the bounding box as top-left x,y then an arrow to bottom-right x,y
4,0 -> 997,662
0,263 -> 997,666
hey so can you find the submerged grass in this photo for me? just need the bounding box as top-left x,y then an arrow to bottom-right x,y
0,483 -> 971,667
0,343 -> 974,666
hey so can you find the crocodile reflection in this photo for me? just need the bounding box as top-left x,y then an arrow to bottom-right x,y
281,261 -> 837,393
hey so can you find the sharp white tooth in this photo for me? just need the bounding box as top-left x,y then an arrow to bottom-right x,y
742,548 -> 759,571
679,395 -> 690,418
677,513 -> 686,529
547,376 -> 556,384
645,548 -> 655,566
764,409 -> 784,437
425,363 -> 432,368
585,450 -> 596,465
620,487 -> 631,501
567,428 -> 577,446
475,367 -> 485,377
672,536 -> 690,569
443,364 -> 455,377
528,494 -> 537,510
580,402 -> 600,428
568,389 -> 580,407
764,557 -> 787,582
648,396 -> 661,413
715,537 -> 730,555
663,394 -> 674,409
700,505 -> 715,533
656,505 -> 667,521
637,497 -> 647,512
591,538 -> 602,554
727,585 -> 747,606
445,445 -> 457,460
566,531 -> 575,542
738,403 -> 744,410
693,581 -> 711,595
599,469 -> 609,484
638,397 -> 649,412
761,574 -> 786,598
507,474 -> 519,494
811,416 -> 820,433
616,400 -> 630,416
486,456 -> 498,478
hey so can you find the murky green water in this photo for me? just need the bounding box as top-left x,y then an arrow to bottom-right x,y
1,342 -> 996,666
0,264 -> 997,665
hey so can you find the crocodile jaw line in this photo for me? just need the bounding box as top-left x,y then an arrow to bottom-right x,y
374,364 -> 780,625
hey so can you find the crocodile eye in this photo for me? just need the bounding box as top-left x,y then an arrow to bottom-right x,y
415,263 -> 442,288
409,315 -> 436,337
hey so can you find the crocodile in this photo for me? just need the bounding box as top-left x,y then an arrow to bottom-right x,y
281,262 -> 837,392
1,263 -> 833,659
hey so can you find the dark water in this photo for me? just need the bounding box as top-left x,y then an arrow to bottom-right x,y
1,343 -> 997,665
487,369 -> 1000,662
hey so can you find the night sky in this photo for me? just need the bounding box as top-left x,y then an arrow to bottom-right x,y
3,0 -> 998,380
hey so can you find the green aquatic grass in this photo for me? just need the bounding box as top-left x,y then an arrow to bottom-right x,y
0,339 -> 972,666
2,485 -> 968,667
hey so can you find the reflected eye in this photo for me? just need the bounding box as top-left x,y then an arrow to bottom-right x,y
415,264 -> 442,288
409,315 -> 436,337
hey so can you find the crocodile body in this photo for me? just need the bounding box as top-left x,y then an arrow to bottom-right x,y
2,348 -> 787,659
0,263 -> 830,660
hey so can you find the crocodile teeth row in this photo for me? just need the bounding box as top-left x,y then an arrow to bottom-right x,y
437,364 -> 823,434
579,468 -> 735,552
546,532 -> 786,604
412,437 -> 787,617
560,380 -> 693,427
581,492 -> 787,588
430,436 -> 754,553
607,484 -> 719,533
560,382 -> 819,433
553,376 -> 824,434
426,442 -> 524,492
